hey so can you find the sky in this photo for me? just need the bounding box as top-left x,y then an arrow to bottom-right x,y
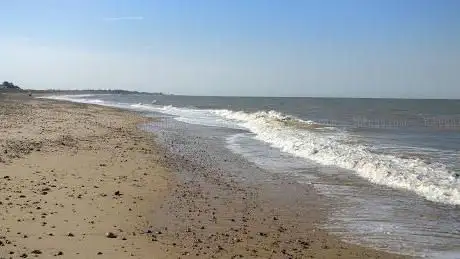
0,0 -> 459,98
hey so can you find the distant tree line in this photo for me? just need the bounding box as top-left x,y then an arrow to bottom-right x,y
36,89 -> 167,95
1,81 -> 21,89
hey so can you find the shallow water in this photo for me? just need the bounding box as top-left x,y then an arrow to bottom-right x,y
227,132 -> 460,258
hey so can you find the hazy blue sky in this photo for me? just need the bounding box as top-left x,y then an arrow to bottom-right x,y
0,0 -> 459,98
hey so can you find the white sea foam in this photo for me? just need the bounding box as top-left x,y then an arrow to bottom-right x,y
39,95 -> 460,205
129,103 -> 245,129
39,94 -> 95,99
212,109 -> 460,206
39,94 -> 106,105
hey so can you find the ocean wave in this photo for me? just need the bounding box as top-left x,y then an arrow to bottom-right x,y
39,95 -> 135,109
38,94 -> 95,99
39,94 -> 105,104
129,103 -> 245,129
213,109 -> 327,130
213,109 -> 460,206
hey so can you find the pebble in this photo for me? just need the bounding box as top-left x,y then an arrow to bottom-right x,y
106,232 -> 117,238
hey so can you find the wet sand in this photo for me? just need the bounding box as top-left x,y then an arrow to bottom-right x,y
0,93 -> 409,258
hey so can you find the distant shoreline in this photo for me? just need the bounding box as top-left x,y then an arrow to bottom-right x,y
2,87 -> 458,100
27,89 -> 167,95
26,89 -> 459,100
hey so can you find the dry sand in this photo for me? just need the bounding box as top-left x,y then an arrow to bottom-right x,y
1,93 -> 169,258
0,93 -> 409,258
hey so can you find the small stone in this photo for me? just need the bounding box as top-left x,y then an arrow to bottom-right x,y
97,252 -> 103,255
67,232 -> 74,237
57,251 -> 63,256
114,191 -> 121,196
31,250 -> 42,254
106,232 -> 117,238
278,226 -> 287,232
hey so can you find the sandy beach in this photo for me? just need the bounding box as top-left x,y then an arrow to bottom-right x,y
0,93 -> 170,258
0,93 -> 409,259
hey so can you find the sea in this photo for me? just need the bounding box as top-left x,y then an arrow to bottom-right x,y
42,93 -> 460,258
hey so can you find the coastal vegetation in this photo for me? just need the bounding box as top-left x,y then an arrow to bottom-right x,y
0,81 -> 21,90
30,88 -> 169,95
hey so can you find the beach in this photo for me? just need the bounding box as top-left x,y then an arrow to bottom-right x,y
1,92 -> 411,258
0,93 -> 169,258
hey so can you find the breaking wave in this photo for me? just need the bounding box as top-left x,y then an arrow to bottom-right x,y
212,109 -> 460,206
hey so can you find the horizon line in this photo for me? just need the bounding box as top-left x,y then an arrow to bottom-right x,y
26,88 -> 460,100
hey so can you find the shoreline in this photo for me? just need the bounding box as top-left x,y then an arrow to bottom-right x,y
145,118 -> 411,259
0,93 -> 409,258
